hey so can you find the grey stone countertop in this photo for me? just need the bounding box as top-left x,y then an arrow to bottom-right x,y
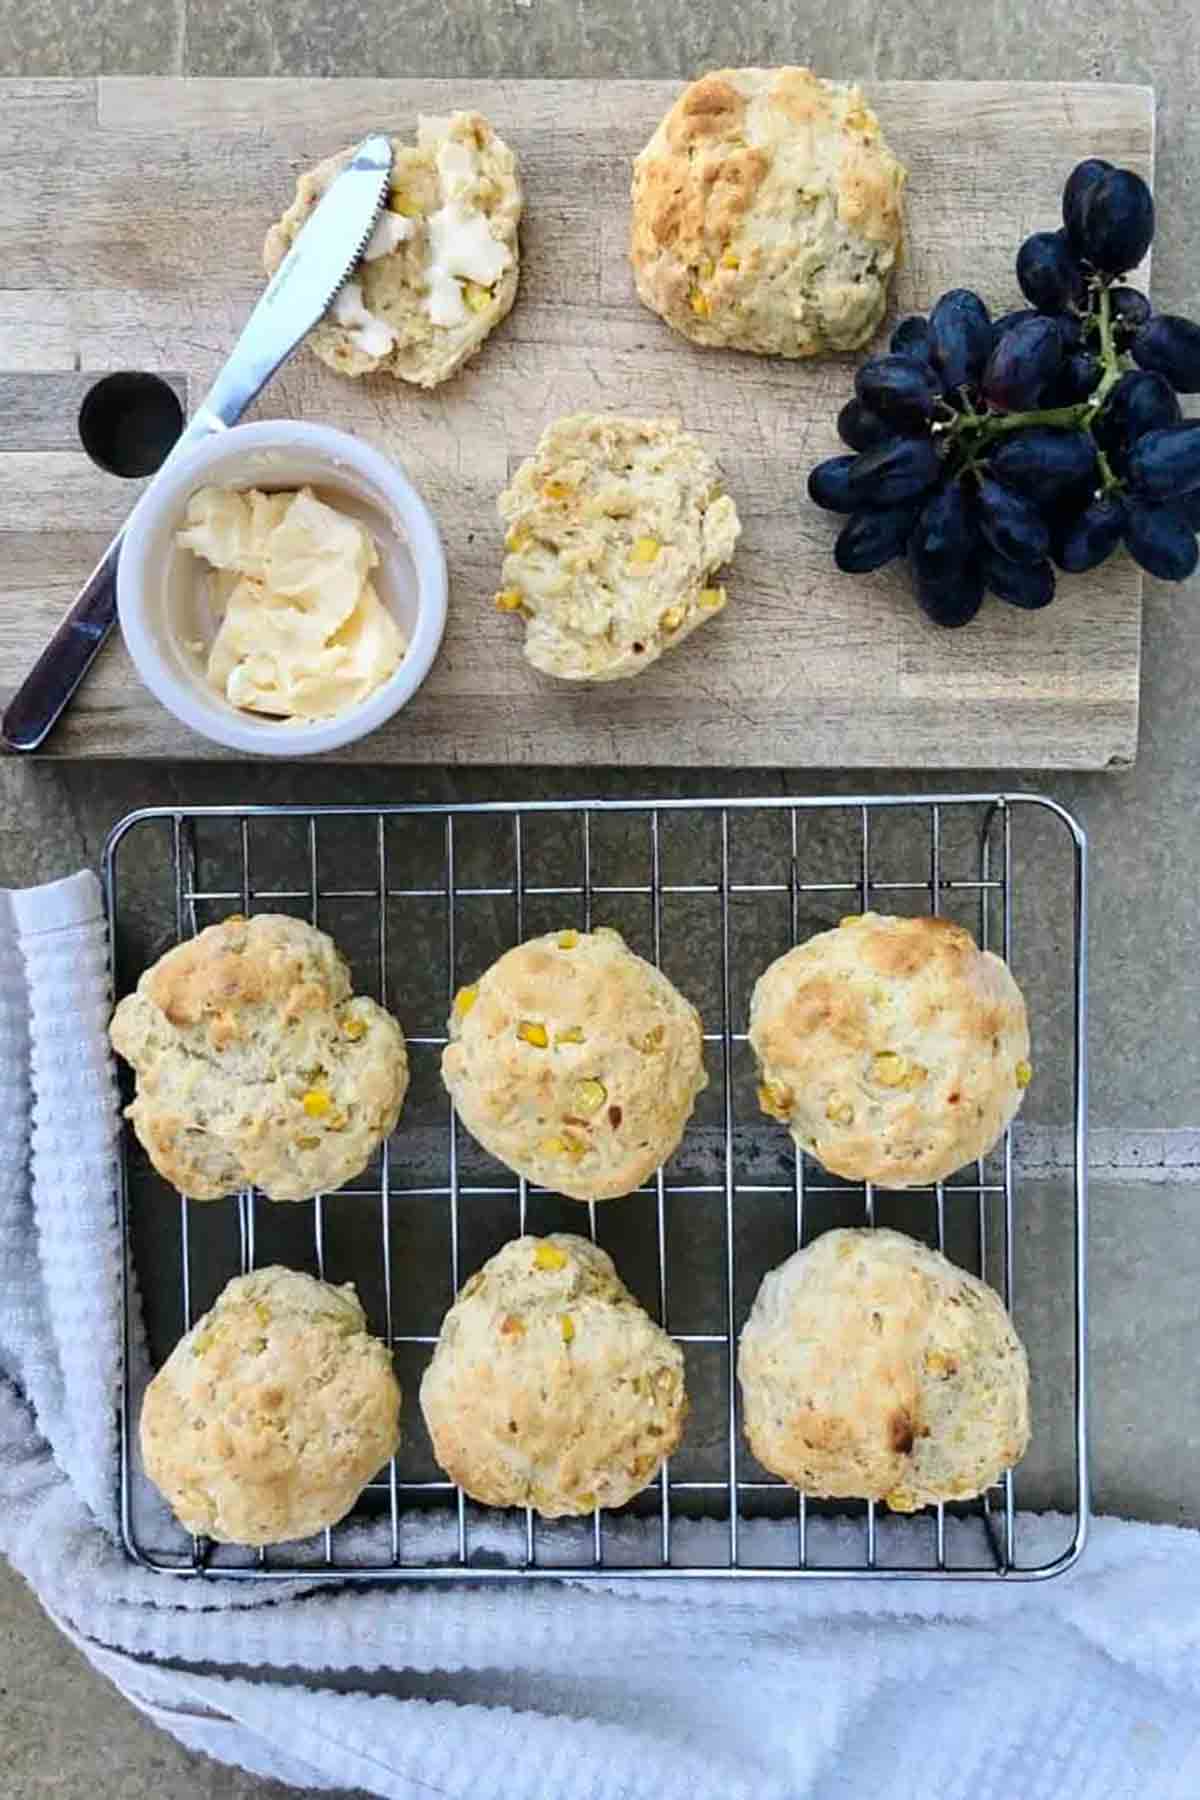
1,3 -> 1198,1796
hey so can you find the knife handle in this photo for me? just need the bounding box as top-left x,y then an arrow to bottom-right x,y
2,537 -> 123,752
1,409 -> 228,754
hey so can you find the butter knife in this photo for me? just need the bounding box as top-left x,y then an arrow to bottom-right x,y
3,133 -> 393,752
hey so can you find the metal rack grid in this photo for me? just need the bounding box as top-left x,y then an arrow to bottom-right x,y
106,793 -> 1088,1583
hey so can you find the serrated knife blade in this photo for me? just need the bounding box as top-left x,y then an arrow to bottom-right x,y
197,132 -> 392,430
3,132 -> 393,752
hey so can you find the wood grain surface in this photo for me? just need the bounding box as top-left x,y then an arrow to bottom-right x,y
0,78 -> 1154,765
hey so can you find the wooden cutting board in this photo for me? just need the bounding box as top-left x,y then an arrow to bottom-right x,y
0,78 -> 1154,765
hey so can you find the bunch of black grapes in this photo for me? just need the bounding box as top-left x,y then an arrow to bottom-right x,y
808,159 -> 1200,625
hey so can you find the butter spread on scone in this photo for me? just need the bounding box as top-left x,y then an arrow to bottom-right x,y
496,413 -> 741,681
748,912 -> 1031,1187
738,1228 -> 1030,1510
442,926 -> 707,1201
420,1235 -> 687,1516
631,67 -> 907,358
176,485 -> 404,720
109,913 -> 409,1202
264,111 -> 521,387
141,1267 -> 401,1545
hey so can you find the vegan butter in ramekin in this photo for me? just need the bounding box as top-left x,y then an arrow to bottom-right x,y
175,486 -> 405,719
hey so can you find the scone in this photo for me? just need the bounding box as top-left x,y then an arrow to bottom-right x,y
420,1234 -> 687,1515
631,67 -> 906,358
738,1228 -> 1030,1510
749,913 -> 1031,1187
264,111 -> 521,388
110,913 -> 409,1202
495,413 -> 741,681
441,926 -> 706,1200
141,1267 -> 402,1545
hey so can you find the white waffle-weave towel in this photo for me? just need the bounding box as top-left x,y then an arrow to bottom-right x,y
3,871 -> 1200,1800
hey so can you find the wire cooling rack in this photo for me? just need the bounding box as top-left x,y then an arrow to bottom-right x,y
106,793 -> 1088,1583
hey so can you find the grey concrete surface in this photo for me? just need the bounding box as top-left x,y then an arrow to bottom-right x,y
0,1561 -> 366,1800
2,0 -> 1200,1794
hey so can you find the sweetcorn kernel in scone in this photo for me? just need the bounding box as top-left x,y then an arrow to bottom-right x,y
263,111 -> 521,388
748,912 -> 1030,1188
495,413 -> 740,681
141,1267 -> 402,1545
109,913 -> 409,1202
420,1235 -> 687,1515
441,927 -> 706,1200
738,1228 -> 1030,1510
631,67 -> 906,358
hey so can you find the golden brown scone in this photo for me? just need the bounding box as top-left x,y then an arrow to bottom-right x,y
420,1234 -> 687,1515
264,111 -> 521,388
749,912 -> 1031,1187
738,1228 -> 1030,1510
630,67 -> 906,357
495,413 -> 740,681
141,1267 -> 402,1546
109,913 -> 408,1202
441,926 -> 707,1200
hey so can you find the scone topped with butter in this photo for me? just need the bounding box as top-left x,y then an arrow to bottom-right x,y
631,67 -> 906,358
738,1229 -> 1029,1511
442,926 -> 707,1200
177,486 -> 404,720
749,913 -> 1031,1188
264,112 -> 521,388
496,413 -> 741,682
142,1266 -> 402,1545
110,913 -> 409,1202
420,1234 -> 687,1516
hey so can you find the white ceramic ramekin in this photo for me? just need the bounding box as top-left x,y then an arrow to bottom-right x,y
116,421 -> 447,756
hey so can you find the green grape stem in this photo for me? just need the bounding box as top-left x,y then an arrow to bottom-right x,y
940,284 -> 1127,473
